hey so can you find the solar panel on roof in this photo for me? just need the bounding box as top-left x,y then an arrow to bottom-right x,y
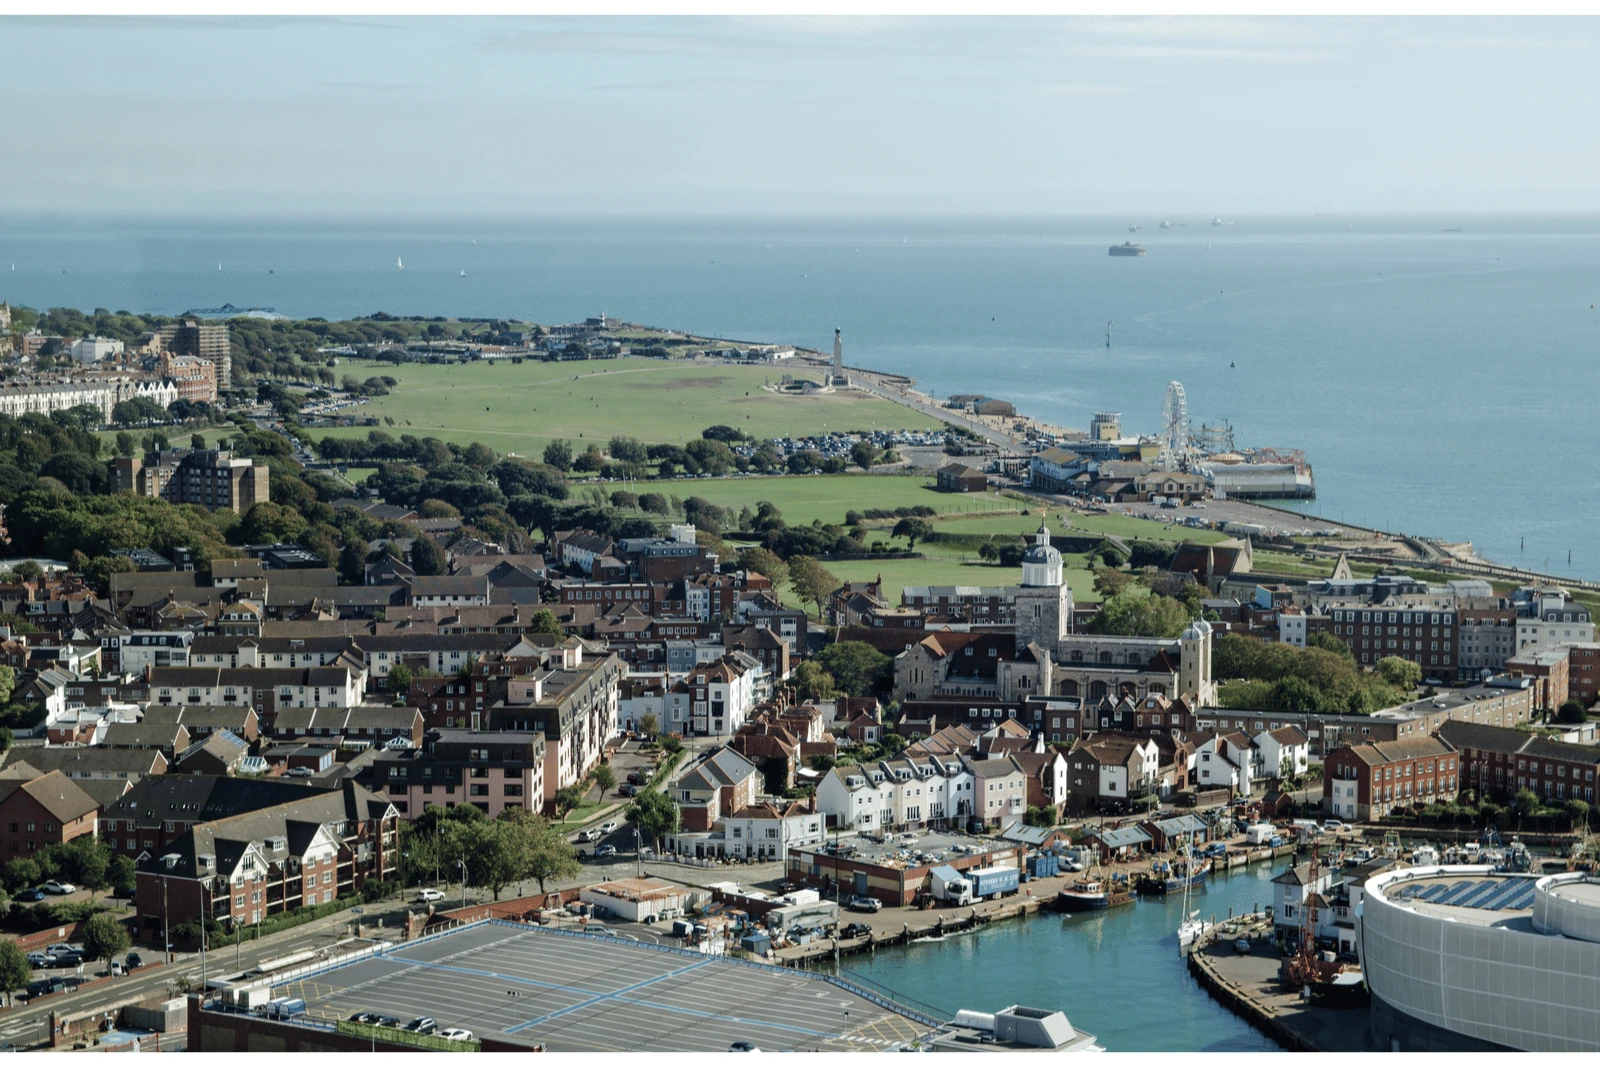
1438,881 -> 1485,906
1507,886 -> 1536,909
1478,882 -> 1521,910
1421,884 -> 1452,901
1457,881 -> 1504,908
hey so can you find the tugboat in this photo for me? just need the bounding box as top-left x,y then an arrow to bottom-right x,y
1108,242 -> 1146,257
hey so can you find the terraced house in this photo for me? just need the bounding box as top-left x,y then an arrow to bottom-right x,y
1322,736 -> 1458,821
816,754 -> 977,833
132,780 -> 399,932
1437,720 -> 1600,805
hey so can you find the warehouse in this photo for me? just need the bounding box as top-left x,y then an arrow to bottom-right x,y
786,831 -> 1021,905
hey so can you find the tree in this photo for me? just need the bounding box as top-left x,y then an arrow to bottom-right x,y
1556,699 -> 1588,725
114,431 -> 136,457
1567,799 -> 1592,830
388,664 -> 414,696
111,396 -> 166,426
891,517 -> 934,549
1092,567 -> 1133,599
410,535 -> 448,576
850,440 -> 880,470
1375,656 -> 1422,691
543,439 -> 573,471
814,642 -> 892,697
1024,806 -> 1057,829
607,435 -> 648,463
56,835 -> 110,899
787,555 -> 838,619
0,665 -> 13,708
82,912 -> 132,963
625,788 -> 681,850
338,539 -> 370,585
504,809 -> 581,894
638,492 -> 669,516
1510,788 -> 1541,817
528,609 -> 565,637
451,820 -> 523,901
660,734 -> 684,755
591,765 -> 616,791
1087,590 -> 1192,639
1307,631 -> 1355,660
638,712 -> 659,738
240,501 -> 308,544
737,547 -> 789,589
553,785 -> 585,817
0,941 -> 29,1008
790,661 -> 836,701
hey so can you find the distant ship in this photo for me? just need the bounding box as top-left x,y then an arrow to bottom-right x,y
217,262 -> 222,271
1160,220 -> 1186,229
1212,218 -> 1235,226
459,269 -> 466,277
1128,224 -> 1141,232
1109,242 -> 1147,257
397,256 -> 404,269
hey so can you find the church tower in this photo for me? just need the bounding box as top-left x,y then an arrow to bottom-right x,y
1014,523 -> 1072,654
1179,618 -> 1216,705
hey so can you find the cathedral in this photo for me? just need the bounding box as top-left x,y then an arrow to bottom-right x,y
894,523 -> 1217,708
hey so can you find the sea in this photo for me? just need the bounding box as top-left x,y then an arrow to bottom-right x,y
823,857 -> 1297,1052
3,213 -> 1597,578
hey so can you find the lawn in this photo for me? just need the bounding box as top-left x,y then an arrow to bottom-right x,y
308,357 -> 941,453
666,474 -> 1018,527
798,555 -> 1101,610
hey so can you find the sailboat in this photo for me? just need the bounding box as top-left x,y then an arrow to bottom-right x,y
397,256 -> 404,270
217,262 -> 223,272
1175,835 -> 1214,953
459,269 -> 466,277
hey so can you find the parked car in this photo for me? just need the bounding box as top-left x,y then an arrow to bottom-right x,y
415,888 -> 445,903
47,948 -> 83,968
839,923 -> 871,940
576,829 -> 599,843
599,821 -> 619,835
26,977 -> 79,999
41,881 -> 76,895
626,772 -> 645,786
847,895 -> 882,913
1234,939 -> 1252,955
403,1017 -> 438,1035
595,845 -> 617,858
125,952 -> 143,970
729,1041 -> 761,1052
15,888 -> 45,902
438,1029 -> 474,1042
618,784 -> 639,797
286,767 -> 314,778
25,952 -> 50,967
1322,819 -> 1344,831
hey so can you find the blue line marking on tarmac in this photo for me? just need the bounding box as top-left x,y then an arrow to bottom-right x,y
505,960 -> 713,1032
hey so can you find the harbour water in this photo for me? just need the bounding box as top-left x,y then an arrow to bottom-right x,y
826,858 -> 1297,1052
3,213 -> 1598,578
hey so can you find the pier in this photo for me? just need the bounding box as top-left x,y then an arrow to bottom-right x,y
1185,938 -> 1381,1052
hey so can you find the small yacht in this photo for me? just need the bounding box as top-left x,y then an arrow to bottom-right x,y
397,256 -> 404,269
459,269 -> 466,277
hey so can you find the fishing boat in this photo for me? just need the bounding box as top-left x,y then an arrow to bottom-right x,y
1410,845 -> 1440,867
1056,875 -> 1135,913
1137,856 -> 1212,895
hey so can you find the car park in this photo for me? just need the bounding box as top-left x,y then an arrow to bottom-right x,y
403,1017 -> 438,1034
438,1029 -> 474,1042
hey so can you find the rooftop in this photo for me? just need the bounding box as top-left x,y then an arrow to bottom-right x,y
234,920 -> 941,1052
795,830 -> 1015,870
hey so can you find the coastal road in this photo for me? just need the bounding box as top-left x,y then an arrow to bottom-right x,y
848,370 -> 1024,450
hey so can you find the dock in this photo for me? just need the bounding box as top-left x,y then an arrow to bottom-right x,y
1185,935 -> 1381,1052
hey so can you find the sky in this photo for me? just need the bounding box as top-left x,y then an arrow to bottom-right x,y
5,15 -> 1600,216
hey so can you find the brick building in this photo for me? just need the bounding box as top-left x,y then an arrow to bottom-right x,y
1323,605 -> 1457,678
1438,720 -> 1600,805
1322,736 -> 1458,821
373,729 -> 545,819
0,767 -> 99,856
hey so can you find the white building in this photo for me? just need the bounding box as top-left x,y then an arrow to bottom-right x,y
1253,725 -> 1310,779
816,754 -> 976,833
1277,606 -> 1307,647
720,801 -> 826,860
71,336 -> 125,364
1192,732 -> 1259,796
1515,591 -> 1594,654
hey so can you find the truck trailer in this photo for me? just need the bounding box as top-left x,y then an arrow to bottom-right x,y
967,865 -> 1020,900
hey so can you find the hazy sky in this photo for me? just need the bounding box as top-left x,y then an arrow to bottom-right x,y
7,15 -> 1600,216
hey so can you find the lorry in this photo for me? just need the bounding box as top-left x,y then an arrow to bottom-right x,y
929,865 -> 975,907
966,865 -> 1021,900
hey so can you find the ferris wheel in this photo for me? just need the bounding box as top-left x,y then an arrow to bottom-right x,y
1160,380 -> 1189,468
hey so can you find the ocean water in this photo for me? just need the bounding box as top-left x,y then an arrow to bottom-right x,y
826,858 -> 1296,1052
3,213 -> 1597,578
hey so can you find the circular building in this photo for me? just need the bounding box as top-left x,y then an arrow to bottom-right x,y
1359,866 -> 1600,1051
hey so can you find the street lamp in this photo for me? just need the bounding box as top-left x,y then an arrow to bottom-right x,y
457,860 -> 467,910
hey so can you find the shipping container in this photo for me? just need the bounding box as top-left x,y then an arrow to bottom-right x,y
967,865 -> 1020,899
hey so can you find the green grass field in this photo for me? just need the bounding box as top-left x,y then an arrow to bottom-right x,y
774,555 -> 1101,613
665,475 -> 1018,527
309,358 -> 941,452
